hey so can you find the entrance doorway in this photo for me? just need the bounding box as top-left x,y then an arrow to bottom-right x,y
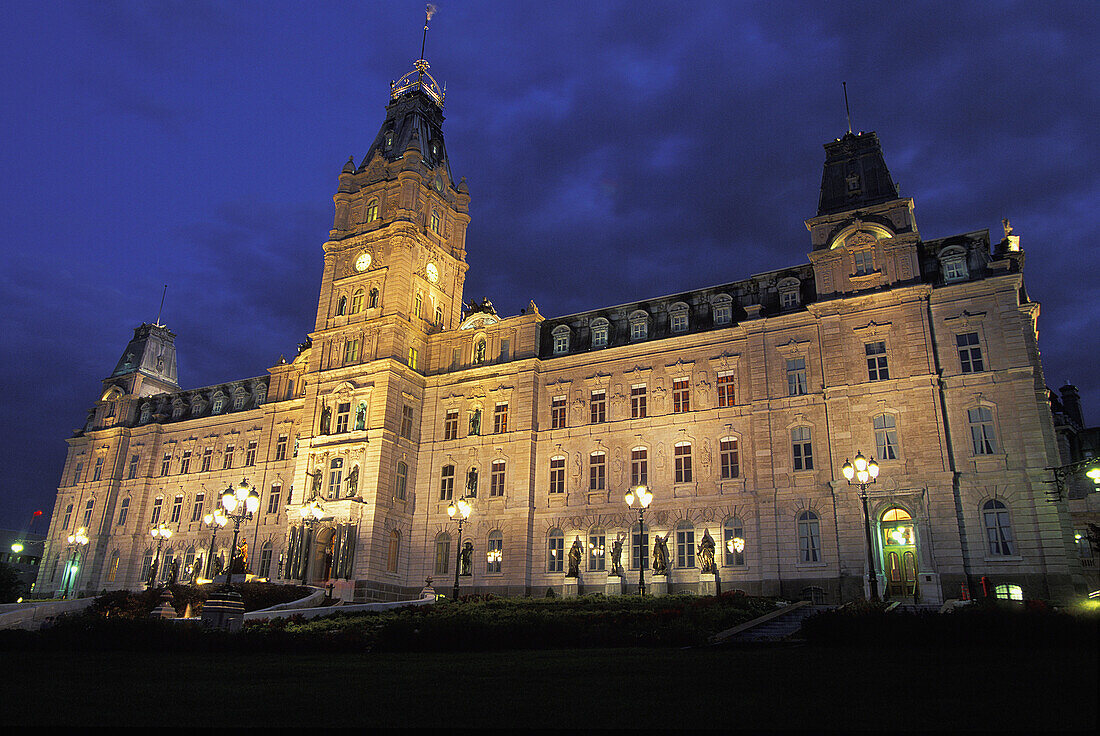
310,527 -> 335,584
880,508 -> 918,598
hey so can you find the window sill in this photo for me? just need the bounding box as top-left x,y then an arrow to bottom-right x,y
795,561 -> 828,568
983,556 -> 1023,563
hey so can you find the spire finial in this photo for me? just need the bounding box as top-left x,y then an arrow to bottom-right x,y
391,4 -> 445,107
155,284 -> 168,327
842,81 -> 852,135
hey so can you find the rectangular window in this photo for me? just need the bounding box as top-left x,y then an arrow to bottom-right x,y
787,358 -> 808,396
720,438 -> 740,479
444,410 -> 458,440
724,520 -> 745,566
435,537 -> 451,575
631,385 -> 647,419
170,495 -> 183,524
780,290 -> 799,309
82,499 -> 94,527
72,461 -> 83,485
589,532 -> 606,571
336,402 -> 351,433
874,415 -> 899,460
716,372 -> 735,408
223,445 -> 235,470
439,465 -> 455,501
401,405 -> 415,439
592,326 -> 608,347
92,457 -> 104,481
275,435 -> 288,461
490,460 -> 506,497
395,462 -> 408,500
201,447 -> 213,472
551,396 -> 566,429
549,457 -> 565,494
632,531 -> 649,570
957,332 -> 984,373
191,493 -> 205,522
590,390 -> 607,423
117,497 -> 129,526
866,341 -> 889,381
548,535 -> 564,573
589,452 -> 606,491
714,303 -> 732,325
969,407 -> 997,455
160,453 -> 171,477
486,535 -> 502,574
266,486 -> 281,515
676,529 -> 696,568
327,458 -> 344,499
127,454 -> 139,480
245,441 -> 257,467
671,312 -> 687,333
179,451 -> 191,474
407,347 -> 419,370
150,497 -> 162,524
672,379 -> 690,413
499,339 -> 510,361
674,443 -> 693,483
792,426 -> 814,470
493,403 -> 509,434
630,448 -> 648,488
854,249 -> 875,275
343,339 -> 360,364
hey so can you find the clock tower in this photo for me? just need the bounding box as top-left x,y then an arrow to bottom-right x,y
290,49 -> 470,597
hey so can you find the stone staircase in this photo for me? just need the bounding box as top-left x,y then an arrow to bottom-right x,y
710,600 -> 828,645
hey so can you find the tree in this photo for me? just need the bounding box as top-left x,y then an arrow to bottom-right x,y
0,561 -> 25,603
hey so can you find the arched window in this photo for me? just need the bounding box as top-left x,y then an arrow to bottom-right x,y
350,289 -> 364,314
629,310 -> 648,341
366,198 -> 379,222
435,306 -> 444,328
675,521 -> 695,568
434,532 -> 451,575
778,277 -> 801,309
712,294 -> 733,326
336,295 -> 347,316
487,530 -> 503,573
140,548 -> 154,582
117,497 -> 130,526
938,245 -> 969,284
873,414 -> 899,460
994,583 -> 1023,601
183,547 -> 196,578
105,551 -> 121,583
669,302 -> 689,334
552,325 -> 570,355
368,288 -> 379,309
548,528 -> 564,573
982,500 -> 1016,556
387,530 -> 401,574
724,517 -> 745,566
588,527 -> 606,571
259,542 -> 273,578
798,511 -> 821,563
591,317 -> 609,348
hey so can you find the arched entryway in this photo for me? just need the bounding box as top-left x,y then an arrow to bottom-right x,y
309,526 -> 336,584
880,507 -> 918,598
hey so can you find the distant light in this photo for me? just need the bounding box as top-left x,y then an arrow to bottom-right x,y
11,543 -> 23,553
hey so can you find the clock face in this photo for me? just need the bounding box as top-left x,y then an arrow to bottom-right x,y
426,262 -> 439,283
354,252 -> 372,272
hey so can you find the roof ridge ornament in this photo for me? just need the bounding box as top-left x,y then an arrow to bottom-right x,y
391,4 -> 445,107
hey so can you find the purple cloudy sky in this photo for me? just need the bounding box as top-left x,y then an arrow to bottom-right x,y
2,1 -> 1097,530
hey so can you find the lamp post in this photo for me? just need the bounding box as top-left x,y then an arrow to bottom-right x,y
201,508 -> 228,580
297,497 -> 325,585
625,485 -> 653,596
148,522 -> 173,589
447,496 -> 472,600
842,450 -> 881,602
61,527 -> 89,599
220,477 -> 260,586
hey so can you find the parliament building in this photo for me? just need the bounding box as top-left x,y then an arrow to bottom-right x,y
36,52 -> 1086,605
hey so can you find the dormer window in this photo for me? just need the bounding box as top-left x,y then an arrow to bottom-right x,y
255,385 -> 267,405
712,295 -> 732,326
139,404 -> 152,424
591,318 -> 609,348
366,199 -> 379,222
233,392 -> 246,410
777,277 -> 801,309
938,245 -> 969,284
552,325 -> 571,355
172,403 -> 184,420
212,395 -> 226,414
669,303 -> 689,334
191,401 -> 203,417
629,310 -> 649,341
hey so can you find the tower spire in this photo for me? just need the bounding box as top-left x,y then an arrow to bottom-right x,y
391,4 -> 445,107
843,81 -> 852,134
155,284 -> 168,327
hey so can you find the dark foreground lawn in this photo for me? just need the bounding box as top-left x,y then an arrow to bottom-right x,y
3,643 -> 1094,730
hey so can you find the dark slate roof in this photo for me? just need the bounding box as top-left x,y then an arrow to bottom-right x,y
817,131 -> 899,216
359,89 -> 454,185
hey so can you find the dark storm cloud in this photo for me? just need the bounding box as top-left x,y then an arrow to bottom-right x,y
1,1 -> 1097,527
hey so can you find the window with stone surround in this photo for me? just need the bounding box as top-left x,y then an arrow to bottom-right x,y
444,410 -> 459,440
201,447 -> 214,471
245,441 -> 257,466
716,372 -> 735,407
589,452 -> 606,491
486,530 -> 502,574
549,456 -> 565,494
712,294 -> 733,326
798,511 -> 821,563
724,517 -> 745,566
551,396 -> 566,429
957,332 -> 985,373
440,465 -> 455,501
150,497 -> 162,525
493,403 -> 509,434
787,358 -> 808,396
590,390 -> 607,423
631,447 -> 648,487
969,407 -> 997,455
395,461 -> 408,500
490,460 -> 506,497
552,325 -> 570,355
170,495 -> 183,524
791,426 -> 813,470
192,492 -> 206,522
589,528 -> 606,572
874,414 -> 899,460
400,405 -> 415,439
117,497 -> 129,526
591,318 -> 609,347
326,458 -> 344,499
674,442 -> 692,483
434,533 -> 451,575
982,500 -> 1015,556
548,529 -> 564,573
865,341 -> 889,381
720,437 -> 740,479
676,522 -> 695,568
672,379 -> 690,413
631,385 -> 647,418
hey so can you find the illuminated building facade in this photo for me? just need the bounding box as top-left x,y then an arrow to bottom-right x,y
36,54 -> 1085,605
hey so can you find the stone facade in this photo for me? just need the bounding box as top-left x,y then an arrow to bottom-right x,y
35,62 -> 1085,604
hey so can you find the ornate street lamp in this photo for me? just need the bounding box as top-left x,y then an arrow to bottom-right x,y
842,450 -> 881,602
148,522 -> 173,589
62,527 -> 89,599
297,497 -> 325,585
726,535 -> 745,560
625,485 -> 653,596
220,477 -> 260,586
447,496 -> 472,600
201,508 -> 228,580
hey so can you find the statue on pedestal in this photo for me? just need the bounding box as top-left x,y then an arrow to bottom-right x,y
320,405 -> 332,435
652,533 -> 670,576
168,557 -> 180,585
567,537 -> 583,577
354,403 -> 366,430
146,558 -> 159,588
610,533 -> 625,577
345,465 -> 359,496
698,530 -> 717,574
460,541 -> 473,576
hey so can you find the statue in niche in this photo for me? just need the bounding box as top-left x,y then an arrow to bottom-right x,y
469,408 -> 481,436
567,537 -> 583,577
652,533 -> 670,576
473,339 -> 487,364
698,530 -> 717,574
309,468 -> 323,497
293,434 -> 299,457
466,468 -> 478,497
168,558 -> 180,586
459,541 -> 473,576
345,465 -> 359,496
355,403 -> 366,430
320,405 -> 332,435
610,533 -> 625,577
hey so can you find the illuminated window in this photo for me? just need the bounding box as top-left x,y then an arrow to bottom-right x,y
549,456 -> 565,494
590,390 -> 607,423
350,289 -> 363,314
631,385 -> 647,419
994,583 -> 1023,601
591,318 -> 609,347
674,442 -> 692,483
716,372 -> 735,407
673,379 -> 690,413
631,447 -> 648,487
493,403 -> 509,434
791,426 -> 813,470
589,528 -> 606,572
387,530 -> 401,574
434,533 -> 451,575
327,458 -> 344,499
675,522 -> 695,568
117,497 -> 129,526
550,396 -> 566,429
344,339 -> 360,365
548,529 -> 564,573
589,452 -> 606,491
720,437 -> 739,479
407,347 -> 419,370
366,199 -> 379,222
395,461 -> 408,500
439,465 -> 455,501
874,414 -> 899,460
486,530 -> 502,573
106,551 -> 120,583
983,500 -> 1016,556
866,341 -> 889,381
191,492 -> 205,522
444,410 -> 459,440
724,517 -> 745,566
798,511 -> 821,563
490,460 -> 506,497
787,358 -> 808,396
969,407 -> 997,455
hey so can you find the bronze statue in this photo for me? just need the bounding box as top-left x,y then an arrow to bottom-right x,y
698,530 -> 717,574
460,541 -> 473,576
466,468 -> 478,497
567,537 -> 583,577
320,405 -> 331,435
168,557 -> 180,585
652,533 -> 670,576
309,468 -> 323,496
354,403 -> 366,430
146,558 -> 159,588
469,408 -> 481,436
345,465 -> 359,496
610,533 -> 625,577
